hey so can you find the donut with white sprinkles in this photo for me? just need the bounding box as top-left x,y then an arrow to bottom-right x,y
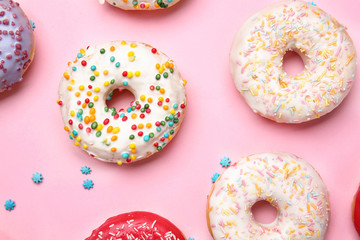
58,41 -> 186,164
0,0 -> 35,92
230,0 -> 357,123
207,152 -> 330,239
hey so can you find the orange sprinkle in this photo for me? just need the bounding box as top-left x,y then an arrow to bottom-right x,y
64,126 -> 70,132
84,116 -> 90,124
138,123 -> 144,129
89,108 -> 96,115
110,46 -> 115,52
156,63 -> 160,69
111,147 -> 117,152
111,136 -> 118,141
89,115 -> 96,122
107,126 -> 113,133
87,91 -> 92,96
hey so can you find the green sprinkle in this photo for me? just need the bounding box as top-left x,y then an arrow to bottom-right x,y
156,86 -> 160,90
149,132 -> 154,138
104,106 -> 109,112
129,134 -> 135,140
170,68 -> 174,73
88,102 -> 94,108
156,74 -> 161,80
110,79 -> 115,84
163,72 -> 168,78
91,122 -> 98,129
100,48 -> 105,54
96,131 -> 102,137
170,130 -> 175,135
90,76 -> 95,81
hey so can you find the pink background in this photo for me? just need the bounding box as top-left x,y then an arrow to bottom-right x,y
1,0 -> 360,239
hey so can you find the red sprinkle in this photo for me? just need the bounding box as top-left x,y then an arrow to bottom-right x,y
77,100 -> 81,105
155,121 -> 161,127
85,98 -> 90,103
81,60 -> 87,66
122,71 -> 128,77
103,118 -> 109,125
180,104 -> 186,109
122,116 -> 128,121
140,114 -> 145,119
146,109 -> 151,113
136,104 -> 141,110
68,119 -> 73,125
88,85 -> 92,89
114,114 -> 119,119
57,101 -> 63,106
160,137 -> 165,142
154,142 -> 159,147
150,85 -> 155,91
151,48 -> 157,54
86,127 -> 91,133
157,101 -> 162,106
165,98 -> 170,102
138,131 -> 143,136
131,124 -> 137,130
78,123 -> 83,129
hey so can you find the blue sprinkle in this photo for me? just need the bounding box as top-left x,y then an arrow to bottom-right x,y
156,127 -> 161,132
120,113 -> 125,118
30,20 -> 35,31
77,53 -> 83,58
123,81 -> 128,86
115,62 -> 120,68
169,115 -> 174,120
90,65 -> 96,71
164,133 -> 169,138
72,67 -> 77,71
122,153 -> 129,159
72,130 -> 78,136
173,104 -> 178,109
168,121 -> 174,127
132,0 -> 138,5
110,56 -> 115,62
69,135 -> 73,140
144,135 -> 150,142
127,107 -> 132,113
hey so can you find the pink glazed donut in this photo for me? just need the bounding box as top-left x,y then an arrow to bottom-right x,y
0,0 -> 34,92
230,0 -> 357,123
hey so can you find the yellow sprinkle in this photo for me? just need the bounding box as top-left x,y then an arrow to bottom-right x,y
96,124 -> 103,131
129,56 -> 135,62
94,87 -> 100,92
346,55 -> 354,66
93,95 -> 99,102
83,144 -> 87,149
182,80 -> 187,86
112,127 -> 120,134
70,79 -> 75,85
94,71 -> 99,76
128,51 -> 134,57
170,109 -> 176,115
121,41 -> 126,45
131,113 -> 137,119
140,95 -> 146,101
146,123 -> 152,128
70,110 -> 75,117
130,43 -> 137,48
117,161 -> 123,165
158,96 -> 164,101
158,67 -> 164,74
67,86 -> 73,91
104,81 -> 110,87
138,123 -> 144,129
130,155 -> 136,160
129,143 -> 136,149
74,141 -> 80,146
312,10 -> 321,15
127,71 -> 133,78
79,85 -> 85,90
135,71 -> 141,77
80,48 -> 85,54
76,136 -> 81,142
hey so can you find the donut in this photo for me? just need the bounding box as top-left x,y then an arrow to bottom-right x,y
0,0 -> 34,92
353,185 -> 360,235
86,211 -> 187,240
207,152 -> 330,239
230,0 -> 357,123
58,41 -> 187,164
101,0 -> 180,10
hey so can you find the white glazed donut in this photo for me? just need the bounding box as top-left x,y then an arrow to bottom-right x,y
102,0 -> 181,10
230,0 -> 357,123
207,152 -> 330,239
58,41 -> 187,164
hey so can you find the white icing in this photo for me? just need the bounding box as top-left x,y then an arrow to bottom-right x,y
58,41 -> 186,164
207,152 -> 330,239
105,0 -> 180,10
230,0 -> 357,123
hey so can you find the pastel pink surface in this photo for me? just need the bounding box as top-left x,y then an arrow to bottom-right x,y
0,0 -> 359,239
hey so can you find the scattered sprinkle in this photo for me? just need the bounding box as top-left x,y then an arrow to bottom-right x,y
32,172 -> 44,184
212,173 -> 220,183
83,179 -> 94,190
30,20 -> 35,31
220,157 -> 231,168
80,166 -> 92,175
4,199 -> 15,211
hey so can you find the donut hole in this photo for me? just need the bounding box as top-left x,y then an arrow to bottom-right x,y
251,200 -> 278,224
106,88 -> 135,112
282,50 -> 305,77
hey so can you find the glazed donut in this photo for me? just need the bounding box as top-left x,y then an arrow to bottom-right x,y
101,0 -> 180,10
0,0 -> 35,92
58,41 -> 186,164
86,211 -> 187,240
230,0 -> 357,123
207,152 -> 330,239
353,185 -> 360,235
